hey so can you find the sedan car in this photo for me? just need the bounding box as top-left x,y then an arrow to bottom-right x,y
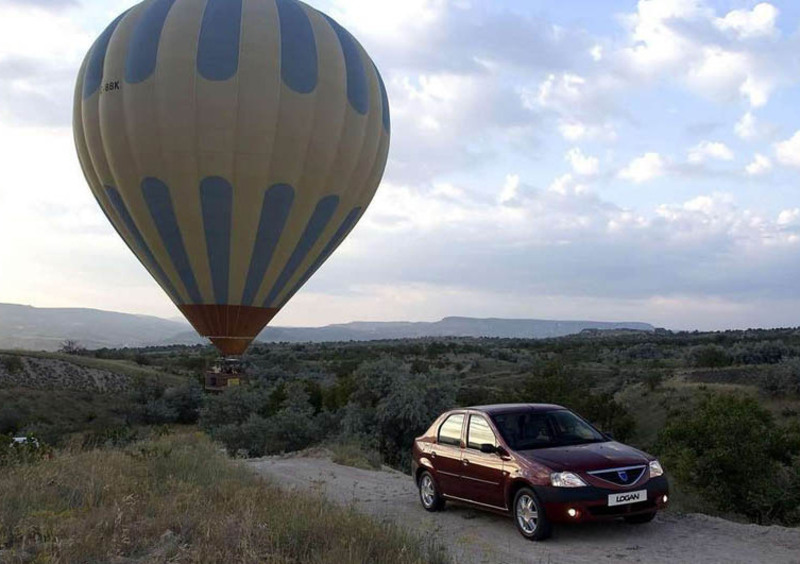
411,403 -> 669,540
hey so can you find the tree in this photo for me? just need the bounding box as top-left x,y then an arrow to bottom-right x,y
0,355 -> 24,375
656,394 -> 800,525
688,345 -> 731,368
59,340 -> 86,355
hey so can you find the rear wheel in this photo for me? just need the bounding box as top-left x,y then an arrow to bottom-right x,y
624,511 -> 657,524
418,471 -> 445,512
513,487 -> 551,541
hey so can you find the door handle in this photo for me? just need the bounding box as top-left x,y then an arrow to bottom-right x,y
430,451 -> 436,459
462,459 -> 470,466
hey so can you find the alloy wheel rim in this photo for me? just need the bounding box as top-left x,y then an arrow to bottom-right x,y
516,494 -> 538,534
420,475 -> 435,507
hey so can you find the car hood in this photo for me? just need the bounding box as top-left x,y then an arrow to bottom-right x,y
518,441 -> 650,472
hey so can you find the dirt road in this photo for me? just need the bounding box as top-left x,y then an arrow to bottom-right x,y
247,453 -> 800,564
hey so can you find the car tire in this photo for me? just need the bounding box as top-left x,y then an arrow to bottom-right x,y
624,511 -> 657,524
513,487 -> 551,541
418,471 -> 445,512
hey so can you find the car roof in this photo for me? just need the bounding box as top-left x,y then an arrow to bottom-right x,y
462,403 -> 566,415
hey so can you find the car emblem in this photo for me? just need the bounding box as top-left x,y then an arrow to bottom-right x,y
618,470 -> 628,482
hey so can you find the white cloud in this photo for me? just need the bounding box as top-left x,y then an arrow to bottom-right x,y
327,0 -> 444,42
547,173 -> 589,196
557,120 -> 616,142
622,0 -> 709,72
590,44 -> 603,62
745,153 -> 772,176
715,3 -> 779,40
777,208 -> 800,226
618,0 -> 791,108
498,174 -> 520,204
735,111 -> 758,140
686,47 -> 770,107
531,73 -> 586,111
0,3 -> 90,61
775,131 -> 800,168
618,153 -> 666,183
688,140 -> 734,164
565,147 -> 599,176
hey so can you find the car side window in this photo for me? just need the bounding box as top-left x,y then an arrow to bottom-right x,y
467,415 -> 497,450
438,413 -> 464,446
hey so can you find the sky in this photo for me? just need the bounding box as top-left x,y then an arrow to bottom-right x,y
0,0 -> 799,330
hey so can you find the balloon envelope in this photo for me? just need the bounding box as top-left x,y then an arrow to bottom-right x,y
74,0 -> 390,355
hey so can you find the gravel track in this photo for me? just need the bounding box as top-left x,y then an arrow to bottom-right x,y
248,454 -> 800,564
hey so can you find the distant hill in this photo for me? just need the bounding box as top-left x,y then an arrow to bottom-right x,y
0,303 -> 192,350
0,303 -> 653,350
256,317 -> 655,342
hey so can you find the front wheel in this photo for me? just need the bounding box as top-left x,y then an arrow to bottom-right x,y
418,471 -> 445,512
513,487 -> 551,541
624,511 -> 656,524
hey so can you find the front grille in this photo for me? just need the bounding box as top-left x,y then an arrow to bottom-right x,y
588,465 -> 646,486
588,499 -> 656,517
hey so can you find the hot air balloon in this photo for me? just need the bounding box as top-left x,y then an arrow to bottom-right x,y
73,0 -> 390,370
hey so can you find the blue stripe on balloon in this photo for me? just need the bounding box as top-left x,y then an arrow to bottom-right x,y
374,64 -> 390,133
200,177 -> 233,304
125,0 -> 177,84
104,186 -> 183,305
141,177 -> 203,303
278,206 -> 362,308
264,194 -> 339,307
241,184 -> 295,306
83,10 -> 128,99
276,0 -> 317,93
323,14 -> 368,115
197,0 -> 242,81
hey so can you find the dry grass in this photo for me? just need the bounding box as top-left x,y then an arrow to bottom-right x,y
329,442 -> 383,471
0,432 -> 449,564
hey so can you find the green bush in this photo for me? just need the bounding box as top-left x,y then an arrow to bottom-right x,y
208,382 -> 323,457
0,434 -> 50,467
516,363 -> 636,441
0,355 -> 24,375
760,359 -> 800,397
656,394 -> 800,525
688,345 -> 732,368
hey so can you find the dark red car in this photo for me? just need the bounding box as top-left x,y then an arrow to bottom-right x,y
411,403 -> 669,540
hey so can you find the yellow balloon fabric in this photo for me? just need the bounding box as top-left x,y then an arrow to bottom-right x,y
73,0 -> 390,355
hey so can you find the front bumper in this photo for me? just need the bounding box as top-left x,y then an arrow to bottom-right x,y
534,475 -> 669,523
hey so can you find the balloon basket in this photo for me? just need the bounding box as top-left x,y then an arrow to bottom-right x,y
205,357 -> 247,393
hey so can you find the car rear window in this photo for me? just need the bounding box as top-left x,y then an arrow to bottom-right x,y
438,413 -> 464,446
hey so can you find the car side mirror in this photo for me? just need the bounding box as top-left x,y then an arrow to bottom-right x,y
480,443 -> 497,454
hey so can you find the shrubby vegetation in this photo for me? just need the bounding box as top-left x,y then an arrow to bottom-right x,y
201,359 -> 456,469
6,325 -> 800,528
0,373 -> 203,446
0,434 -> 50,467
657,395 -> 800,525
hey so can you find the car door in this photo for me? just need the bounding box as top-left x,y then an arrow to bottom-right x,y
460,413 -> 507,508
431,412 -> 465,496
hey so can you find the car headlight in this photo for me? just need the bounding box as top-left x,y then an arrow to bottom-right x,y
649,460 -> 664,478
550,471 -> 588,488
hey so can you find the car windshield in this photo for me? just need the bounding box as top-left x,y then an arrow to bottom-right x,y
490,409 -> 607,450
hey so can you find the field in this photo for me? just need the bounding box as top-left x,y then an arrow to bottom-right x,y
0,431 -> 448,563
1,326 -> 799,559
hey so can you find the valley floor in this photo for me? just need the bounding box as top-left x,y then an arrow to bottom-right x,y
248,453 -> 800,564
